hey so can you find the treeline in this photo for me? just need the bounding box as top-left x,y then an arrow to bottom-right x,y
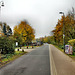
38,36 -> 55,44
52,8 -> 75,49
0,20 -> 35,54
52,10 -> 75,45
41,8 -> 75,50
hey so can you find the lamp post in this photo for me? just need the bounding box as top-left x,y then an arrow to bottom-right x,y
0,1 -> 4,20
0,1 -> 4,11
0,1 -> 4,62
0,1 -> 4,7
59,12 -> 65,52
0,1 -> 4,36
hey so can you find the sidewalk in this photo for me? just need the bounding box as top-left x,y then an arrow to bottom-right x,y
50,44 -> 75,75
15,48 -> 35,52
15,46 -> 40,52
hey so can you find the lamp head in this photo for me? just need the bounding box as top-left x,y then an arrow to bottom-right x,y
1,2 -> 4,6
59,12 -> 64,14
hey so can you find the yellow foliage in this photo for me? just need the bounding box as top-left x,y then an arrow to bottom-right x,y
13,21 -> 35,43
68,39 -> 75,46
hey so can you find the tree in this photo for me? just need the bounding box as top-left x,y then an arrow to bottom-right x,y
2,23 -> 12,36
3,23 -> 7,35
13,20 -> 35,46
7,26 -> 12,36
52,8 -> 75,46
52,19 -> 63,45
0,22 -> 14,54
43,36 -> 55,44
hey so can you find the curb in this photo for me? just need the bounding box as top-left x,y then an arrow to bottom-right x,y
49,44 -> 57,75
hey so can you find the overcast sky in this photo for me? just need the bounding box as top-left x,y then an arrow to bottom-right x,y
0,0 -> 75,38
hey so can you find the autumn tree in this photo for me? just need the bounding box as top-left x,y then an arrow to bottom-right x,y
52,8 -> 75,46
52,19 -> 63,45
13,20 -> 35,46
43,36 -> 55,44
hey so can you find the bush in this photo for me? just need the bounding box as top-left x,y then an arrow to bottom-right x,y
68,39 -> 75,51
0,36 -> 15,54
58,45 -> 64,49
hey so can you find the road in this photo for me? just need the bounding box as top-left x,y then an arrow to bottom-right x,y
0,45 -> 50,75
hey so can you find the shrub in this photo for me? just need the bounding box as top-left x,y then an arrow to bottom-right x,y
68,39 -> 75,51
58,45 -> 64,49
0,36 -> 15,54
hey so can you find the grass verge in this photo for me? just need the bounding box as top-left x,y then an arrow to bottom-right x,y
53,45 -> 75,61
53,45 -> 64,52
0,51 -> 27,68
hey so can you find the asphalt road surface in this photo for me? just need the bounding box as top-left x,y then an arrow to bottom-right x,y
0,45 -> 50,75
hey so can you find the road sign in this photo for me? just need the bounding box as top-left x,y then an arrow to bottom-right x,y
16,42 -> 18,46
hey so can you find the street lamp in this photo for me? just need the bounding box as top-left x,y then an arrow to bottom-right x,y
0,1 -> 4,7
0,1 -> 4,62
59,12 -> 65,52
0,1 -> 4,23
0,1 -> 4,18
0,1 -> 4,12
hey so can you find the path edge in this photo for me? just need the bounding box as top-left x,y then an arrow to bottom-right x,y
49,44 -> 57,75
